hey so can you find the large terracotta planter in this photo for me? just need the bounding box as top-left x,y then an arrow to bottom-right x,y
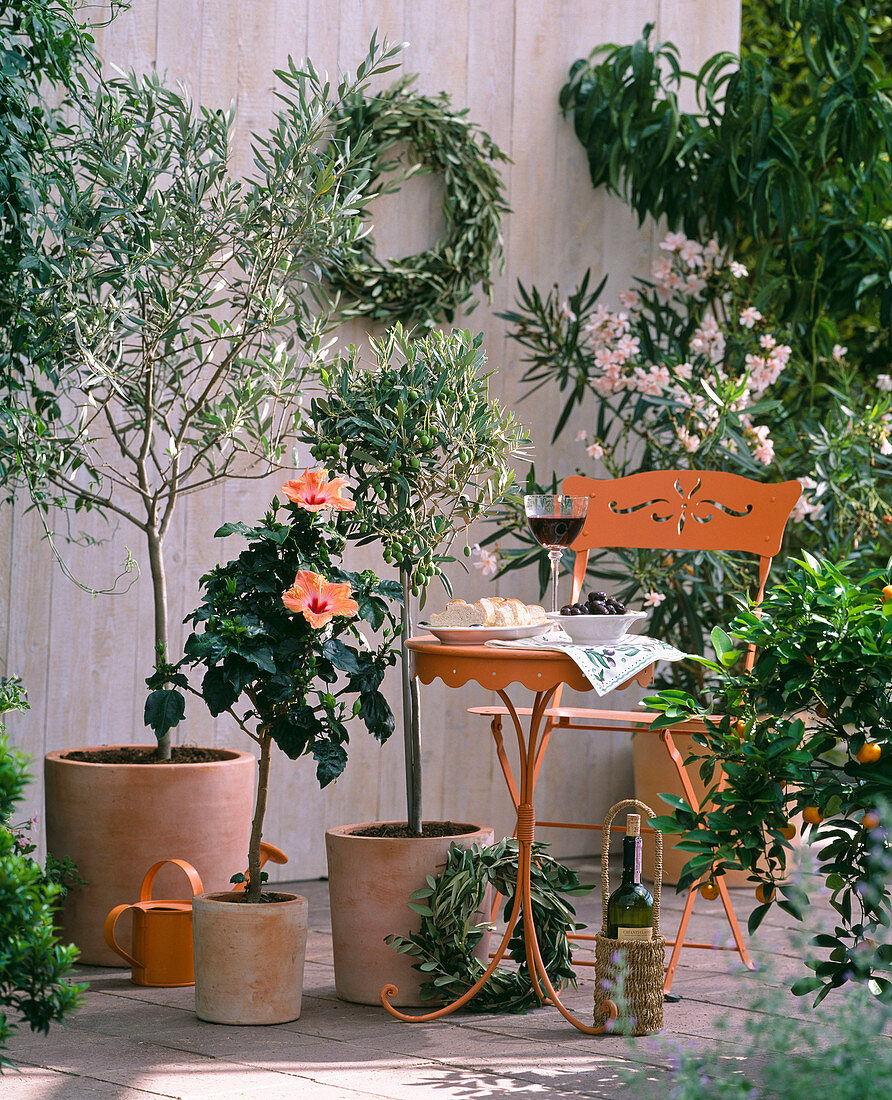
45,746 -> 255,965
192,891 -> 308,1025
326,821 -> 494,1006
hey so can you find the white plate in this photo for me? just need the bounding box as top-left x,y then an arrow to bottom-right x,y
418,621 -> 552,646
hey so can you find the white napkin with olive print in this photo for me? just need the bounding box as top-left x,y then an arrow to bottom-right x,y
485,632 -> 685,695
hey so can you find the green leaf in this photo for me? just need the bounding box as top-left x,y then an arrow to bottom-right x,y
144,688 -> 185,738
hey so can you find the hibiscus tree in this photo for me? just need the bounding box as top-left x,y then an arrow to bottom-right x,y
145,471 -> 401,900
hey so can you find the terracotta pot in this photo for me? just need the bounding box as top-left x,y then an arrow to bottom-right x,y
45,746 -> 255,965
192,891 -> 308,1025
633,731 -> 800,887
326,821 -> 494,1006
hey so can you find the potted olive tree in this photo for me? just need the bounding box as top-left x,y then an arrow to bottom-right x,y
35,38 -> 404,964
303,322 -> 530,1003
146,470 -> 400,1023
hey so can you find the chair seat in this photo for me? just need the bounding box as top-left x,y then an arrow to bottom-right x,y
467,703 -> 710,733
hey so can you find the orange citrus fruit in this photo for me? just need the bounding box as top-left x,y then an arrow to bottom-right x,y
779,822 -> 797,840
862,811 -> 881,830
856,742 -> 882,764
699,881 -> 720,900
732,719 -> 747,737
881,584 -> 892,603
755,883 -> 775,904
802,806 -> 824,825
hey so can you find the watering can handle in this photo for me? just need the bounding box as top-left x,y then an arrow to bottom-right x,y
103,904 -> 140,968
139,858 -> 204,902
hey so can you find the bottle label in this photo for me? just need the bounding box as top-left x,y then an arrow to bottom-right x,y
616,926 -> 653,943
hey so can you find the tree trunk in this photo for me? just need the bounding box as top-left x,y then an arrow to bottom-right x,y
246,732 -> 272,902
400,567 -> 422,834
146,524 -> 171,760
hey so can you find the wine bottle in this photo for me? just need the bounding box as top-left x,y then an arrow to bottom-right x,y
606,814 -> 654,941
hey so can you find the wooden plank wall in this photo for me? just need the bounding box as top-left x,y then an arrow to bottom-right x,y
1,0 -> 740,878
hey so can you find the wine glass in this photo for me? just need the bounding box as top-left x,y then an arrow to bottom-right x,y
524,494 -> 589,614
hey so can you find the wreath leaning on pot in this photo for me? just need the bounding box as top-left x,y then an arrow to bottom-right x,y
386,838 -> 592,1013
327,76 -> 510,327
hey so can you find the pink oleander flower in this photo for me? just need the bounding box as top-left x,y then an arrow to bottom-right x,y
677,427 -> 701,453
643,591 -> 666,608
586,441 -> 605,460
877,373 -> 892,391
471,543 -> 499,578
751,424 -> 775,465
660,231 -> 687,252
760,333 -> 777,350
679,239 -> 703,268
881,435 -> 892,457
618,288 -> 641,312
280,469 -> 355,512
674,362 -> 693,381
832,344 -> 847,362
685,273 -> 707,297
282,570 -> 358,629
575,429 -> 589,442
559,300 -> 577,322
729,261 -> 748,278
739,307 -> 763,329
790,476 -> 821,523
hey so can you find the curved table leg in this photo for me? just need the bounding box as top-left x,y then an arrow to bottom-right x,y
379,685 -> 617,1032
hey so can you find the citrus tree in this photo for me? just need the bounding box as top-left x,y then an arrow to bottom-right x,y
646,553 -> 892,1004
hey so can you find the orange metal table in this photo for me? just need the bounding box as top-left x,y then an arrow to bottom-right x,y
378,635 -> 655,1033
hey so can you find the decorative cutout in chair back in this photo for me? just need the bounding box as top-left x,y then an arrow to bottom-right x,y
563,471 -> 801,557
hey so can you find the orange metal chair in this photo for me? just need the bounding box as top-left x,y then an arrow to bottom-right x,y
471,469 -> 802,994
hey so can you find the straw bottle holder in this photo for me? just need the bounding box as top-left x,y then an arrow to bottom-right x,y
104,859 -> 203,987
593,799 -> 665,1035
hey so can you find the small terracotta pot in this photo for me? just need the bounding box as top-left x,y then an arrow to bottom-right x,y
326,822 -> 494,1006
45,746 -> 255,964
192,892 -> 308,1025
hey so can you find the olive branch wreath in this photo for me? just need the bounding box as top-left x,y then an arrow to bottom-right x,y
386,838 -> 592,1013
327,77 -> 510,328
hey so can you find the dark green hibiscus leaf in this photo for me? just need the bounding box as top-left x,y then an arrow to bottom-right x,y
184,631 -> 226,663
313,739 -> 348,787
323,638 -> 361,675
200,666 -> 240,716
270,706 -> 317,759
144,688 -> 186,738
359,690 -> 395,742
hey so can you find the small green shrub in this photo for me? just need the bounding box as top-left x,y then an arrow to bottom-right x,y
0,680 -> 83,1071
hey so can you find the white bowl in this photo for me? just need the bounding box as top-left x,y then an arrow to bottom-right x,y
546,610 -> 648,645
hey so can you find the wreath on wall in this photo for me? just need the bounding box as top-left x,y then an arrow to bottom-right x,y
385,838 -> 590,1013
327,77 -> 510,328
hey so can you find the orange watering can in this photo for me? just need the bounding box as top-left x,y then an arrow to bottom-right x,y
104,858 -> 203,987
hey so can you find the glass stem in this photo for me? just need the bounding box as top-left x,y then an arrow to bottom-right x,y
548,548 -> 562,614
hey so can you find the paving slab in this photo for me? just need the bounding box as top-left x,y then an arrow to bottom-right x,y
3,861 -> 882,1100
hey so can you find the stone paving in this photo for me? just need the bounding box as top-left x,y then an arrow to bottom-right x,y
1,858 -> 850,1099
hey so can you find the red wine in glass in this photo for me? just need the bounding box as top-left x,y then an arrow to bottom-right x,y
524,495 -> 589,613
527,515 -> 586,549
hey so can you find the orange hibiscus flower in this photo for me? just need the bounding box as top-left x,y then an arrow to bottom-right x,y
282,570 -> 358,629
280,469 -> 355,512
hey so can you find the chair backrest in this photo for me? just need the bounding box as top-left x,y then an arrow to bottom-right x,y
562,470 -> 802,615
